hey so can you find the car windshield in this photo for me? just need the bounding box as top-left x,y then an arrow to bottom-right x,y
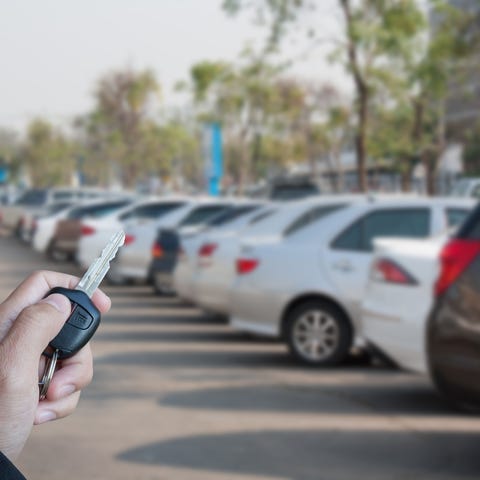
67,200 -> 132,220
270,184 -> 320,201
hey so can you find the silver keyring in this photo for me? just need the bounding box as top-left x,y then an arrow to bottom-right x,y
38,350 -> 59,400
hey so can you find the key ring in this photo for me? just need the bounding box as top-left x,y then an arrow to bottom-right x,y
38,350 -> 59,400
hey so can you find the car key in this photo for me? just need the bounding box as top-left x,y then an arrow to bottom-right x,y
38,230 -> 125,400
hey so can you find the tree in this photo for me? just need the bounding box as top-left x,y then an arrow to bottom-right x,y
22,119 -> 75,187
85,68 -> 162,188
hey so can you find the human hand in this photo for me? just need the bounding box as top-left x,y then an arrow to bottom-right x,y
0,270 -> 111,461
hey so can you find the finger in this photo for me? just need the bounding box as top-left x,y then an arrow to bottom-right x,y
34,390 -> 81,425
0,270 -> 111,340
2,294 -> 72,372
44,344 -> 93,401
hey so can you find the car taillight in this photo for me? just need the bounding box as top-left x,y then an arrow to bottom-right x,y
236,258 -> 259,275
124,234 -> 135,246
198,243 -> 217,257
151,241 -> 163,258
81,225 -> 96,236
435,239 -> 480,296
198,243 -> 217,267
372,258 -> 417,285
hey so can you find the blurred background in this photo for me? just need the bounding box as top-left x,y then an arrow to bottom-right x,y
2,1 -> 480,479
0,0 -> 479,199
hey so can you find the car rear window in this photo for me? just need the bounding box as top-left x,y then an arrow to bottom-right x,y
119,202 -> 185,221
446,208 -> 470,229
67,200 -> 131,220
207,204 -> 260,227
456,203 -> 480,239
178,205 -> 229,227
332,208 -> 430,252
15,189 -> 48,206
248,208 -> 277,225
270,184 -> 320,201
284,204 -> 347,237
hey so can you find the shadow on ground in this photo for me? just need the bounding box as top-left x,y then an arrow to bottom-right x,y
117,430 -> 480,480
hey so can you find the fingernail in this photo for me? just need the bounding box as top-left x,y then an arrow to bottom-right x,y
58,384 -> 76,398
40,294 -> 71,314
37,410 -> 56,424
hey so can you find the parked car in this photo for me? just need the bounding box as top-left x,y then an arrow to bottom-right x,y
155,201 -> 266,297
361,235 -> 448,373
0,186 -> 114,234
427,202 -> 480,410
76,196 -> 189,270
108,198 -> 233,285
47,198 -> 134,261
448,177 -> 480,199
191,203 -> 330,313
19,200 -> 75,243
229,196 -> 475,366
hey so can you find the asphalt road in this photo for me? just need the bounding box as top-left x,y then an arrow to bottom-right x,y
1,234 -> 479,479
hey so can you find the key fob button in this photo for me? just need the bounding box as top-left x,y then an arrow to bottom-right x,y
67,307 -> 93,330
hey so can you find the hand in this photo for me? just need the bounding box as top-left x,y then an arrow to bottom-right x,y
0,270 -> 111,461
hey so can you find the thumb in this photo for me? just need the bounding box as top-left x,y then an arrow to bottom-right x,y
2,294 -> 71,371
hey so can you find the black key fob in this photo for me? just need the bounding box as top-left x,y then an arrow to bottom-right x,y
47,287 -> 101,360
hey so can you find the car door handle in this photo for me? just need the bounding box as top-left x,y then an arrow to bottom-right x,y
332,260 -> 354,272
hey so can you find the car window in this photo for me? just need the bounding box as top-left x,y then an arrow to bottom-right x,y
119,202 -> 185,221
249,208 -> 277,225
15,189 -> 48,206
471,185 -> 480,199
332,208 -> 430,252
270,184 -> 320,201
52,191 -> 75,201
178,205 -> 229,227
44,202 -> 74,215
67,200 -> 131,220
207,205 -> 260,227
446,208 -> 470,229
284,204 -> 347,237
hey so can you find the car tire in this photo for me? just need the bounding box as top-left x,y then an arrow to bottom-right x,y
285,300 -> 352,366
106,269 -> 129,286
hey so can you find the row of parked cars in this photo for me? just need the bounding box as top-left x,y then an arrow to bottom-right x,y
3,186 -> 480,411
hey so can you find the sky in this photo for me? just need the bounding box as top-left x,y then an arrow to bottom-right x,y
0,0 -> 348,132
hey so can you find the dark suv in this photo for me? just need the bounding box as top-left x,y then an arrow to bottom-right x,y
427,202 -> 480,410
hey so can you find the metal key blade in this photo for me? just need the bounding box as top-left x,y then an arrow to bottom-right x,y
76,230 -> 125,297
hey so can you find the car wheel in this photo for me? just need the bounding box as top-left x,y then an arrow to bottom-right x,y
106,269 -> 129,286
285,300 -> 352,366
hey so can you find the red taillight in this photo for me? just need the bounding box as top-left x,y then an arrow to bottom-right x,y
124,234 -> 135,246
435,239 -> 480,296
198,243 -> 218,257
81,225 -> 95,236
198,243 -> 217,267
372,258 -> 416,285
236,258 -> 259,275
151,241 -> 163,258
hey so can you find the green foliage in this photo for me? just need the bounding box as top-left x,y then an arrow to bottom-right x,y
22,119 -> 76,187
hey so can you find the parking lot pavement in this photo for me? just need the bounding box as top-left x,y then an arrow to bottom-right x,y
1,235 -> 479,479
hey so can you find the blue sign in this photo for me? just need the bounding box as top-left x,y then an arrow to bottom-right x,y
203,123 -> 223,196
0,166 -> 9,183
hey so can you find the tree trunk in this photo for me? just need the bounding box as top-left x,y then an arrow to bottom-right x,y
340,0 -> 368,193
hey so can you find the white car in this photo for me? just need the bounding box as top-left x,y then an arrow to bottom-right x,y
173,202 -> 273,303
360,235 -> 449,373
32,202 -> 89,253
229,196 -> 475,366
76,196 -> 189,270
108,198 -> 233,284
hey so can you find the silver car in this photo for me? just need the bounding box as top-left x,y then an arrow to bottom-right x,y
229,196 -> 475,366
